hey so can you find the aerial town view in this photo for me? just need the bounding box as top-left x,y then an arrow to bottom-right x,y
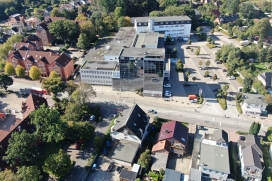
0,0 -> 272,180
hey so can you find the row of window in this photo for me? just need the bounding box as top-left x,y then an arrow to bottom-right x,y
81,75 -> 111,79
158,25 -> 185,28
138,21 -> 190,26
82,79 -> 112,83
81,70 -> 112,74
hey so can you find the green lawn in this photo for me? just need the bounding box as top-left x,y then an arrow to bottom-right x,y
254,63 -> 270,73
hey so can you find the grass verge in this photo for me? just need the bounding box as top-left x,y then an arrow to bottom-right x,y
206,43 -> 216,49
261,143 -> 272,181
236,102 -> 243,114
217,97 -> 227,110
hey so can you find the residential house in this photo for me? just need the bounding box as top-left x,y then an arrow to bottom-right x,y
59,4 -> 75,12
241,2 -> 260,17
21,94 -> 48,119
238,135 -> 263,181
158,120 -> 188,155
110,104 -> 150,147
152,139 -> 171,154
8,50 -> 74,80
163,169 -> 184,181
14,35 -> 44,51
43,7 -> 53,18
119,164 -> 141,181
215,14 -> 239,24
25,17 -> 41,29
7,14 -> 27,29
199,129 -> 230,181
112,139 -> 139,167
11,27 -> 23,35
0,94 -> 47,169
258,72 -> 272,89
241,93 -> 268,117
214,0 -> 223,7
36,17 -> 66,46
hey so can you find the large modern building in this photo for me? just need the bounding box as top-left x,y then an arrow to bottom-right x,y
132,16 -> 192,39
80,16 -> 191,96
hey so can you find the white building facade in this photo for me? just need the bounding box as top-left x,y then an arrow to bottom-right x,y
241,93 -> 268,117
133,16 -> 191,39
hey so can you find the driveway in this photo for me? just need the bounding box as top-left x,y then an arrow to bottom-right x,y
65,108 -> 117,181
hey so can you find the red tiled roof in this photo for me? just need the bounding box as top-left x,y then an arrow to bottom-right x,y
22,94 -> 48,119
158,121 -> 188,146
152,140 -> 171,153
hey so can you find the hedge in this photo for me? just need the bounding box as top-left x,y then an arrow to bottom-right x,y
217,97 -> 227,110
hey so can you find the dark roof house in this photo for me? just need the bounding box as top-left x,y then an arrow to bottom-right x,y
22,94 -> 48,119
213,129 -> 228,145
238,135 -> 262,157
113,104 -> 149,140
163,169 -> 183,181
215,14 -> 239,24
258,72 -> 272,89
158,120 -> 188,147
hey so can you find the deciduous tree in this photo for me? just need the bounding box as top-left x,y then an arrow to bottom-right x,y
243,77 -> 253,93
30,105 -> 67,143
175,59 -> 183,72
195,48 -> 200,56
114,7 -> 125,20
66,80 -> 78,96
16,166 -> 41,181
71,83 -> 96,104
42,76 -> 67,95
265,94 -> 272,105
43,150 -> 72,180
0,169 -> 16,181
77,33 -> 89,50
50,8 -> 62,17
0,74 -> 13,91
29,66 -> 41,80
4,62 -> 15,75
212,74 -> 217,81
205,60 -> 210,68
137,149 -> 152,169
4,130 -> 38,166
15,65 -> 25,77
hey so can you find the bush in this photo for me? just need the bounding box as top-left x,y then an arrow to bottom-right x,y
217,97 -> 227,110
206,43 -> 216,49
236,102 -> 243,114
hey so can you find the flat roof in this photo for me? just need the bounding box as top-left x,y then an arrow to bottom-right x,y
120,169 -> 138,180
133,16 -> 191,23
81,60 -> 117,70
121,47 -> 165,57
151,152 -> 169,171
200,139 -> 230,174
112,139 -> 139,163
84,48 -> 105,62
104,27 -> 137,56
135,32 -> 159,48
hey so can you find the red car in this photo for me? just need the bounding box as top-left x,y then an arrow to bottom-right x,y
75,140 -> 84,149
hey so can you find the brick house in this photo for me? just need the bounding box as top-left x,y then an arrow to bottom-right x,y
0,94 -> 47,169
14,35 -> 44,51
36,17 -> 66,46
7,14 -> 32,31
25,17 -> 41,29
8,50 -> 74,80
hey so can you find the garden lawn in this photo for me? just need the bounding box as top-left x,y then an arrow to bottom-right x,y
254,63 -> 270,73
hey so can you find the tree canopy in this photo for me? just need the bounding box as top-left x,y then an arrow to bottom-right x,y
30,105 -> 67,143
4,130 -> 38,166
137,149 -> 152,169
16,166 -> 41,181
15,65 -> 25,77
43,150 -> 72,180
29,66 -> 41,80
4,62 -> 15,75
42,76 -> 67,95
0,74 -> 13,91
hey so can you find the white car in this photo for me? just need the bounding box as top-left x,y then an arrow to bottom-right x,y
165,93 -> 171,97
148,109 -> 157,114
164,84 -> 171,88
228,76 -> 236,80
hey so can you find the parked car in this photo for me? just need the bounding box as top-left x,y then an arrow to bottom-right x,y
222,69 -> 227,72
183,83 -> 191,86
89,115 -> 96,121
228,76 -> 236,80
216,61 -> 222,64
186,46 -> 190,49
106,141 -> 111,150
200,67 -> 207,70
211,88 -> 218,91
75,140 -> 84,149
107,162 -> 115,172
164,84 -> 171,87
165,93 -> 171,97
148,109 -> 157,114
198,125 -> 204,130
103,147 -> 108,156
152,78 -> 159,82
116,165 -> 123,173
